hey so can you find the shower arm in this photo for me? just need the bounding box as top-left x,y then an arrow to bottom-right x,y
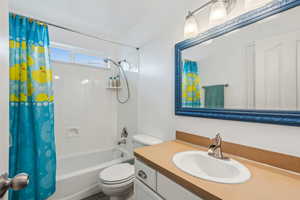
105,58 -> 120,67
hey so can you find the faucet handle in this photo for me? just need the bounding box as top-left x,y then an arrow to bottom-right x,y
121,127 -> 128,138
211,133 -> 222,146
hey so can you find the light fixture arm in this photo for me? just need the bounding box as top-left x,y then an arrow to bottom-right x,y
184,0 -> 232,39
189,0 -> 215,17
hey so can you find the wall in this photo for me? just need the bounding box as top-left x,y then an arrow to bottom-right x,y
116,47 -> 140,154
49,26 -> 119,60
137,0 -> 300,157
0,0 -> 9,180
116,71 -> 139,154
53,62 -> 118,157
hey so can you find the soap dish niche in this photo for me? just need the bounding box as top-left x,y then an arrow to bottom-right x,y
66,127 -> 80,138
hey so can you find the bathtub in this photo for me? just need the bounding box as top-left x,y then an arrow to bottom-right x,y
49,147 -> 133,200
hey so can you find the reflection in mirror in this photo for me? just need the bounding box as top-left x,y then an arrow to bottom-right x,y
181,6 -> 300,110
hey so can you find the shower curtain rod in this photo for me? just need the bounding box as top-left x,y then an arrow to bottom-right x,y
11,12 -> 139,50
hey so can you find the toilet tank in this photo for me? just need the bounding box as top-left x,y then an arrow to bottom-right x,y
132,134 -> 163,149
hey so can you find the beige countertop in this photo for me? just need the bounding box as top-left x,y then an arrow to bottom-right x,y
134,140 -> 300,200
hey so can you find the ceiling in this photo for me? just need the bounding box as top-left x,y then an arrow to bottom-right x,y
9,0 -> 201,47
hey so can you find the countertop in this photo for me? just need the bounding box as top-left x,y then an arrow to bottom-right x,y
134,140 -> 300,200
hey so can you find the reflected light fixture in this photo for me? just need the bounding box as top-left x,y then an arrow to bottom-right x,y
184,0 -> 233,39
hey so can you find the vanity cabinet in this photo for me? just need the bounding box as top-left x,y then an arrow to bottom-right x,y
135,158 -> 157,190
134,179 -> 163,200
157,172 -> 203,200
134,159 -> 203,200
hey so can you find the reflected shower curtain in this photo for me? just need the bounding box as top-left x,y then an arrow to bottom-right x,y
182,60 -> 201,107
9,14 -> 56,200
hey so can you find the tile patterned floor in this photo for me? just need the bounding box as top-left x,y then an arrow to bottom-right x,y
81,193 -> 109,200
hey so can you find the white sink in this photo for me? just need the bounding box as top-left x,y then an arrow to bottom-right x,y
172,151 -> 251,184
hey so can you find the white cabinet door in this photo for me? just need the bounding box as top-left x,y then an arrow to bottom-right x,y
157,173 -> 204,200
134,179 -> 163,200
135,159 -> 157,190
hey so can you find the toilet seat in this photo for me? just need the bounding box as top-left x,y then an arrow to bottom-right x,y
102,176 -> 134,185
99,163 -> 134,185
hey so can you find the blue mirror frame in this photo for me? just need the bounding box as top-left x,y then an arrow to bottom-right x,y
175,0 -> 300,126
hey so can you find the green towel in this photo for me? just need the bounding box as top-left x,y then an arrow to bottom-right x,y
204,85 -> 225,108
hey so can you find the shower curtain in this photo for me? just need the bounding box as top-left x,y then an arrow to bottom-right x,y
182,60 -> 201,107
9,14 -> 56,200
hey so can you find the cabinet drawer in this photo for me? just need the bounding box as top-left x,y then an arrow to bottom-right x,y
157,172 -> 204,200
135,159 -> 157,191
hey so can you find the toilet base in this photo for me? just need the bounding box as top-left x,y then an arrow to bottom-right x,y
109,187 -> 133,200
110,197 -> 125,200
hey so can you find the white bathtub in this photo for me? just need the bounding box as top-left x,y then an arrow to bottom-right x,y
49,147 -> 133,200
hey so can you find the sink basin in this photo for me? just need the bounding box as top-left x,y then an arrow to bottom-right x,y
172,151 -> 251,184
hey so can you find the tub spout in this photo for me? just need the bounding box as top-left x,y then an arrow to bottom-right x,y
118,139 -> 127,145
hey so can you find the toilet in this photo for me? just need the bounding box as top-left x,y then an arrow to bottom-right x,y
98,134 -> 163,200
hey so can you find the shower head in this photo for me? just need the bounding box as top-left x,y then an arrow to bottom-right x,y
104,58 -> 118,66
104,58 -> 128,66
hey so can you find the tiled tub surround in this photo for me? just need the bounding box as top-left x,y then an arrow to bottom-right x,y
134,132 -> 300,200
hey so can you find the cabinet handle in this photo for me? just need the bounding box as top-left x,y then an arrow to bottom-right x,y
138,170 -> 147,179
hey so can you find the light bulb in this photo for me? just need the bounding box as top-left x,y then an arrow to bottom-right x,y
210,0 -> 227,22
184,13 -> 199,39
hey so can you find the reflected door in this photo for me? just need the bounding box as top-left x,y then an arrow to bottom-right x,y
255,31 -> 300,110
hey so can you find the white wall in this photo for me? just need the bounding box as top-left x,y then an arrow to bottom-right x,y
49,26 -> 119,60
137,0 -> 300,157
0,0 -> 9,180
53,62 -> 118,157
117,71 -> 139,154
116,47 -> 140,154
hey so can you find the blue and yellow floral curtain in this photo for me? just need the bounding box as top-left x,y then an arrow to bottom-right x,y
9,14 -> 56,200
182,60 -> 201,107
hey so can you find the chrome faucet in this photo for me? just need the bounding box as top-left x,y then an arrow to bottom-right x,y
117,127 -> 128,145
117,138 -> 127,145
208,133 -> 225,159
121,127 -> 128,138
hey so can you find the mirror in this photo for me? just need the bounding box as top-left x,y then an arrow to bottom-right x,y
175,0 -> 300,126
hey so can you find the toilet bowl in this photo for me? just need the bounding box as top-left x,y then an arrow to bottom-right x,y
99,163 -> 134,200
99,134 -> 163,200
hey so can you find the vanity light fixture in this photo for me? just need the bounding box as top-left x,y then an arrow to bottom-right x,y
184,0 -> 233,39
209,0 -> 228,21
184,12 -> 200,39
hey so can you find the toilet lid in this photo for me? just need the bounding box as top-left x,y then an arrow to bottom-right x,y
99,163 -> 134,183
